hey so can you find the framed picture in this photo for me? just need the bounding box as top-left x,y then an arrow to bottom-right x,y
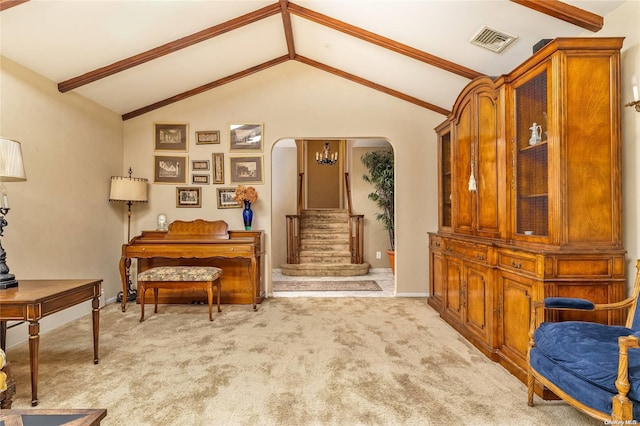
229,123 -> 263,152
154,155 -> 187,184
230,155 -> 263,184
154,122 -> 188,151
217,188 -> 241,209
176,187 -> 201,208
192,174 -> 210,185
192,160 -> 210,171
212,153 -> 224,184
195,130 -> 220,145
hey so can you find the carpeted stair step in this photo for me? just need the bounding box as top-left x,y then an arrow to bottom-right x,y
282,208 -> 369,277
299,252 -> 352,264
280,262 -> 371,277
300,222 -> 349,232
300,232 -> 350,241
300,241 -> 350,251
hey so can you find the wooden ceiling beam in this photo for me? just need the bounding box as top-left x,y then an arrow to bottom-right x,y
59,3 -> 282,93
510,0 -> 603,32
288,3 -> 482,80
296,55 -> 451,116
0,0 -> 29,12
280,0 -> 296,59
122,55 -> 289,121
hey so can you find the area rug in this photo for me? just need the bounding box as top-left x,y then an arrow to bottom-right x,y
272,280 -> 382,291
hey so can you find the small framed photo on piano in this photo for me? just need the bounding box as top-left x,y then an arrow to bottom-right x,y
176,187 -> 201,208
217,188 -> 241,209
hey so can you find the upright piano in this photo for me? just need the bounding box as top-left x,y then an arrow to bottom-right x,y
119,219 -> 264,312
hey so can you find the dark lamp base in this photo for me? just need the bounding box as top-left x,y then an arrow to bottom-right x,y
0,274 -> 18,290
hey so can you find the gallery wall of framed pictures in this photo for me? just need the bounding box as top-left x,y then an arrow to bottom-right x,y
152,122 -> 263,209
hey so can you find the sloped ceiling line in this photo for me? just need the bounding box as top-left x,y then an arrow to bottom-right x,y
119,0 -> 602,120
509,0 -> 603,32
280,0 -> 296,59
296,55 -> 451,116
122,55 -> 290,121
57,3 -> 282,93
0,0 -> 605,120
0,0 -> 28,12
287,3 -> 483,80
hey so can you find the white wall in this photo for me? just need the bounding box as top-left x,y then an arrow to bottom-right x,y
123,60 -> 442,297
1,57 -> 124,348
591,1 -> 640,286
271,140 -> 298,268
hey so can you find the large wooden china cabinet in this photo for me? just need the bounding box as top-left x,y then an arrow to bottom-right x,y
429,38 -> 626,386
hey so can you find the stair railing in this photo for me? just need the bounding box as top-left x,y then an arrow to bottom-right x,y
285,173 -> 304,264
297,172 -> 304,216
285,214 -> 300,264
345,172 -> 364,264
285,172 -> 364,265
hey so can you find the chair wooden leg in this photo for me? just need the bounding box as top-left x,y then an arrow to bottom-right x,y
139,284 -> 146,322
154,288 -> 159,313
527,368 -> 535,407
216,279 -> 221,312
207,285 -> 213,321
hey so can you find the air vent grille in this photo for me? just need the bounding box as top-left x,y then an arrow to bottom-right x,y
470,26 -> 517,53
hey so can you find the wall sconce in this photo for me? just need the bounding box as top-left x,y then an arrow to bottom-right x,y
0,138 -> 27,290
625,84 -> 640,112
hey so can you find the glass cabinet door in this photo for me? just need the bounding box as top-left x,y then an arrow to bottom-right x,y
514,67 -> 549,238
440,129 -> 452,229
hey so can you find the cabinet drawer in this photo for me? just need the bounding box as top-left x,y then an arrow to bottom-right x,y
445,240 -> 489,263
430,235 -> 443,250
498,251 -> 537,275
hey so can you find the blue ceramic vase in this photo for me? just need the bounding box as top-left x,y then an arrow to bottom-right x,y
242,200 -> 253,230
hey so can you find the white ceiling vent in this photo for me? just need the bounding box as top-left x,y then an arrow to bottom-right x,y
470,26 -> 518,53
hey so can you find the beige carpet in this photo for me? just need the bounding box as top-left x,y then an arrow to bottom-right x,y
272,280 -> 382,291
6,298 -> 599,425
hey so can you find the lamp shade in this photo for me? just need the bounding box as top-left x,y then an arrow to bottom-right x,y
109,176 -> 148,202
0,138 -> 27,182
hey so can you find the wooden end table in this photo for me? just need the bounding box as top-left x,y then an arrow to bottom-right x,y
0,279 -> 102,406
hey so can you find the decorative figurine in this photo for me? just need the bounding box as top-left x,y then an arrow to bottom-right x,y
157,213 -> 168,231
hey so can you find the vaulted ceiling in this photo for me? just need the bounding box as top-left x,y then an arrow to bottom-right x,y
0,0 -> 625,121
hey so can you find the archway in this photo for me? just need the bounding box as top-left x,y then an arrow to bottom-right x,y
271,138 -> 395,285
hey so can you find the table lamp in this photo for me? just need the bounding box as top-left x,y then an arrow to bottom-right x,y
0,138 -> 27,290
109,167 -> 148,302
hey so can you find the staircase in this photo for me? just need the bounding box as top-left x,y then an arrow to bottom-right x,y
281,209 -> 370,276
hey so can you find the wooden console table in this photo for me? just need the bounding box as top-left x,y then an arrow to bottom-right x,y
0,279 -> 102,406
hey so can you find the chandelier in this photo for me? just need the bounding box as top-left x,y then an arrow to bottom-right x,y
316,142 -> 338,165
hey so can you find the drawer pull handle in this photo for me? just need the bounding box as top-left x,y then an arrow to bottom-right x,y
434,242 -> 440,247
511,261 -> 522,269
446,247 -> 453,252
476,254 -> 485,261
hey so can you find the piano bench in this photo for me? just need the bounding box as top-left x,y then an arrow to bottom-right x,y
137,266 -> 222,322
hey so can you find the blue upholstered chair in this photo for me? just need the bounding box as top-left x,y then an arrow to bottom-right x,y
528,259 -> 640,422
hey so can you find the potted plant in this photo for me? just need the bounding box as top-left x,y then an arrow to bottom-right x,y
361,149 -> 395,273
